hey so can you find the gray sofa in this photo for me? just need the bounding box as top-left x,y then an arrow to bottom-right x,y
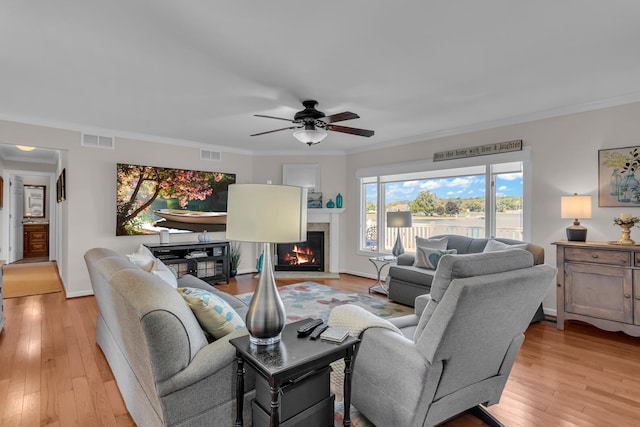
84,248 -> 255,427
387,235 -> 545,320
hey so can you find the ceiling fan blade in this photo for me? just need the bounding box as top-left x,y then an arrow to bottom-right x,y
322,111 -> 360,123
254,114 -> 294,122
326,125 -> 375,137
250,126 -> 300,136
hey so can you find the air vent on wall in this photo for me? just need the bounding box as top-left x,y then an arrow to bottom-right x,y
82,133 -> 114,149
200,149 -> 221,161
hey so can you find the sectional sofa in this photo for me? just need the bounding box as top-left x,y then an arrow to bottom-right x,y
386,234 -> 546,322
84,247 -> 255,427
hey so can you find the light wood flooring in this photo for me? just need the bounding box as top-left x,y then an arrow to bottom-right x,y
1,273 -> 639,426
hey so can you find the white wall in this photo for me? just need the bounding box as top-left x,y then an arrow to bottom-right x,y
251,154 -> 348,268
345,102 -> 640,314
3,101 -> 640,311
0,121 -> 256,296
251,154 -> 347,199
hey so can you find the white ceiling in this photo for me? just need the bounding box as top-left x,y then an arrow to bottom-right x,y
1,1 -> 640,156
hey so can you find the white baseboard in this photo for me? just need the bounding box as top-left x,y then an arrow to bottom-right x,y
65,289 -> 95,298
341,269 -> 382,281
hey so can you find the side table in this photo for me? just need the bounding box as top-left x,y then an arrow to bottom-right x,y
368,255 -> 396,295
230,319 -> 360,427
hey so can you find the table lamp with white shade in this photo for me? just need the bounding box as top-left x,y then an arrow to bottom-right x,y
387,211 -> 412,256
226,184 -> 307,345
560,193 -> 592,242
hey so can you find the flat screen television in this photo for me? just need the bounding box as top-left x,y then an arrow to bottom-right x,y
116,163 -> 236,236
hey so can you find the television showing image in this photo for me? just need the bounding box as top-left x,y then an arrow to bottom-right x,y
116,163 -> 236,236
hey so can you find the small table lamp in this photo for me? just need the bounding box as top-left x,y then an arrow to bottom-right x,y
387,211 -> 412,256
226,184 -> 307,345
561,193 -> 592,242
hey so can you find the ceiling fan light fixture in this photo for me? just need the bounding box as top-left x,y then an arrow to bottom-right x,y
16,145 -> 36,152
293,128 -> 327,146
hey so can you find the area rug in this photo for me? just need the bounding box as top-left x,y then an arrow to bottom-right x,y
2,261 -> 63,298
237,281 -> 410,427
236,281 -> 413,323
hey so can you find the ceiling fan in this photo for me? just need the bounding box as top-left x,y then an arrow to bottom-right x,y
250,100 -> 375,146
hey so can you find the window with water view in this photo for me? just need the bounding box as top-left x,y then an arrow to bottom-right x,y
361,161 -> 524,253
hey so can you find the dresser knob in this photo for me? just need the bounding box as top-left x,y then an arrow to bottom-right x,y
592,253 -> 599,258
624,294 -> 631,299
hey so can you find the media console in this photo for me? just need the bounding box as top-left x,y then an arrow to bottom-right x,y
145,241 -> 230,284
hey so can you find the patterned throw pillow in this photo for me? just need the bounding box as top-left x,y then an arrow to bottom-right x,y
178,287 -> 245,339
415,236 -> 448,250
413,236 -> 449,268
414,247 -> 457,269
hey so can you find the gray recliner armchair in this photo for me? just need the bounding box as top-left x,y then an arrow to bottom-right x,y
351,249 -> 556,427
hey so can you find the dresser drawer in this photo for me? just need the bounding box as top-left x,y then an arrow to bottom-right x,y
30,232 -> 47,241
564,247 -> 630,266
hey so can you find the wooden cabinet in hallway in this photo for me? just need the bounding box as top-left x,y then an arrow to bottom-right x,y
23,223 -> 49,258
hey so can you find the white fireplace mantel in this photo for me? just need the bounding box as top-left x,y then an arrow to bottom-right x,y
307,208 -> 344,273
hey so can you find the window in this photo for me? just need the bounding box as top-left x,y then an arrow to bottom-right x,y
362,177 -> 378,251
358,155 -> 527,254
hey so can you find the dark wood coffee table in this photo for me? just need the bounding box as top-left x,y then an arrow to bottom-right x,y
230,319 -> 360,427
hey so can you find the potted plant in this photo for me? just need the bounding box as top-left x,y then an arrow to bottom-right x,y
229,242 -> 241,278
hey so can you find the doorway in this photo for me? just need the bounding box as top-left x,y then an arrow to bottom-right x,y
0,144 -> 60,265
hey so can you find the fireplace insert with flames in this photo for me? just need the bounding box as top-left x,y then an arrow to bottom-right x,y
275,231 -> 324,272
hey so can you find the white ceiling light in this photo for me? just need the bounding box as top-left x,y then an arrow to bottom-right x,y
16,145 -> 36,151
293,128 -> 327,146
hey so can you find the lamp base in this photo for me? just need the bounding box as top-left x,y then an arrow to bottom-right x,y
249,333 -> 282,346
246,243 -> 286,346
392,232 -> 405,257
566,225 -> 587,242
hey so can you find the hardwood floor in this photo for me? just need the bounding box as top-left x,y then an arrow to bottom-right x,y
1,273 -> 639,426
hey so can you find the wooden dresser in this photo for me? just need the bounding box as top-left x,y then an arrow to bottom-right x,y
24,223 -> 49,258
554,241 -> 640,337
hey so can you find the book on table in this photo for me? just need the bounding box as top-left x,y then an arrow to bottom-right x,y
320,327 -> 349,343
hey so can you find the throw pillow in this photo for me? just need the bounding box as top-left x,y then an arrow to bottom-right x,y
413,236 -> 449,268
150,258 -> 178,288
414,247 -> 457,269
415,236 -> 448,250
178,287 -> 245,339
127,244 -> 156,272
483,239 -> 528,253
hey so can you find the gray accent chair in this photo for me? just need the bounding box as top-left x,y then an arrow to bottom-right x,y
84,248 -> 256,427
386,234 -> 546,323
352,249 -> 557,427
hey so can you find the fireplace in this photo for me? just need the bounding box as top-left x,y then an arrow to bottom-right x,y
275,231 -> 325,272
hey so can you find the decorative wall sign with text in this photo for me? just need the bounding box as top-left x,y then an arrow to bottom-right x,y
433,140 -> 523,162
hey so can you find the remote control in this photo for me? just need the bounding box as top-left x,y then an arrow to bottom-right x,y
309,323 -> 328,340
297,319 -> 324,336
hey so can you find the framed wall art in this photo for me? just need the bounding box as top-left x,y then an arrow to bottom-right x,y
283,163 -> 320,192
598,146 -> 640,207
56,168 -> 66,203
116,163 -> 235,236
307,192 -> 322,209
